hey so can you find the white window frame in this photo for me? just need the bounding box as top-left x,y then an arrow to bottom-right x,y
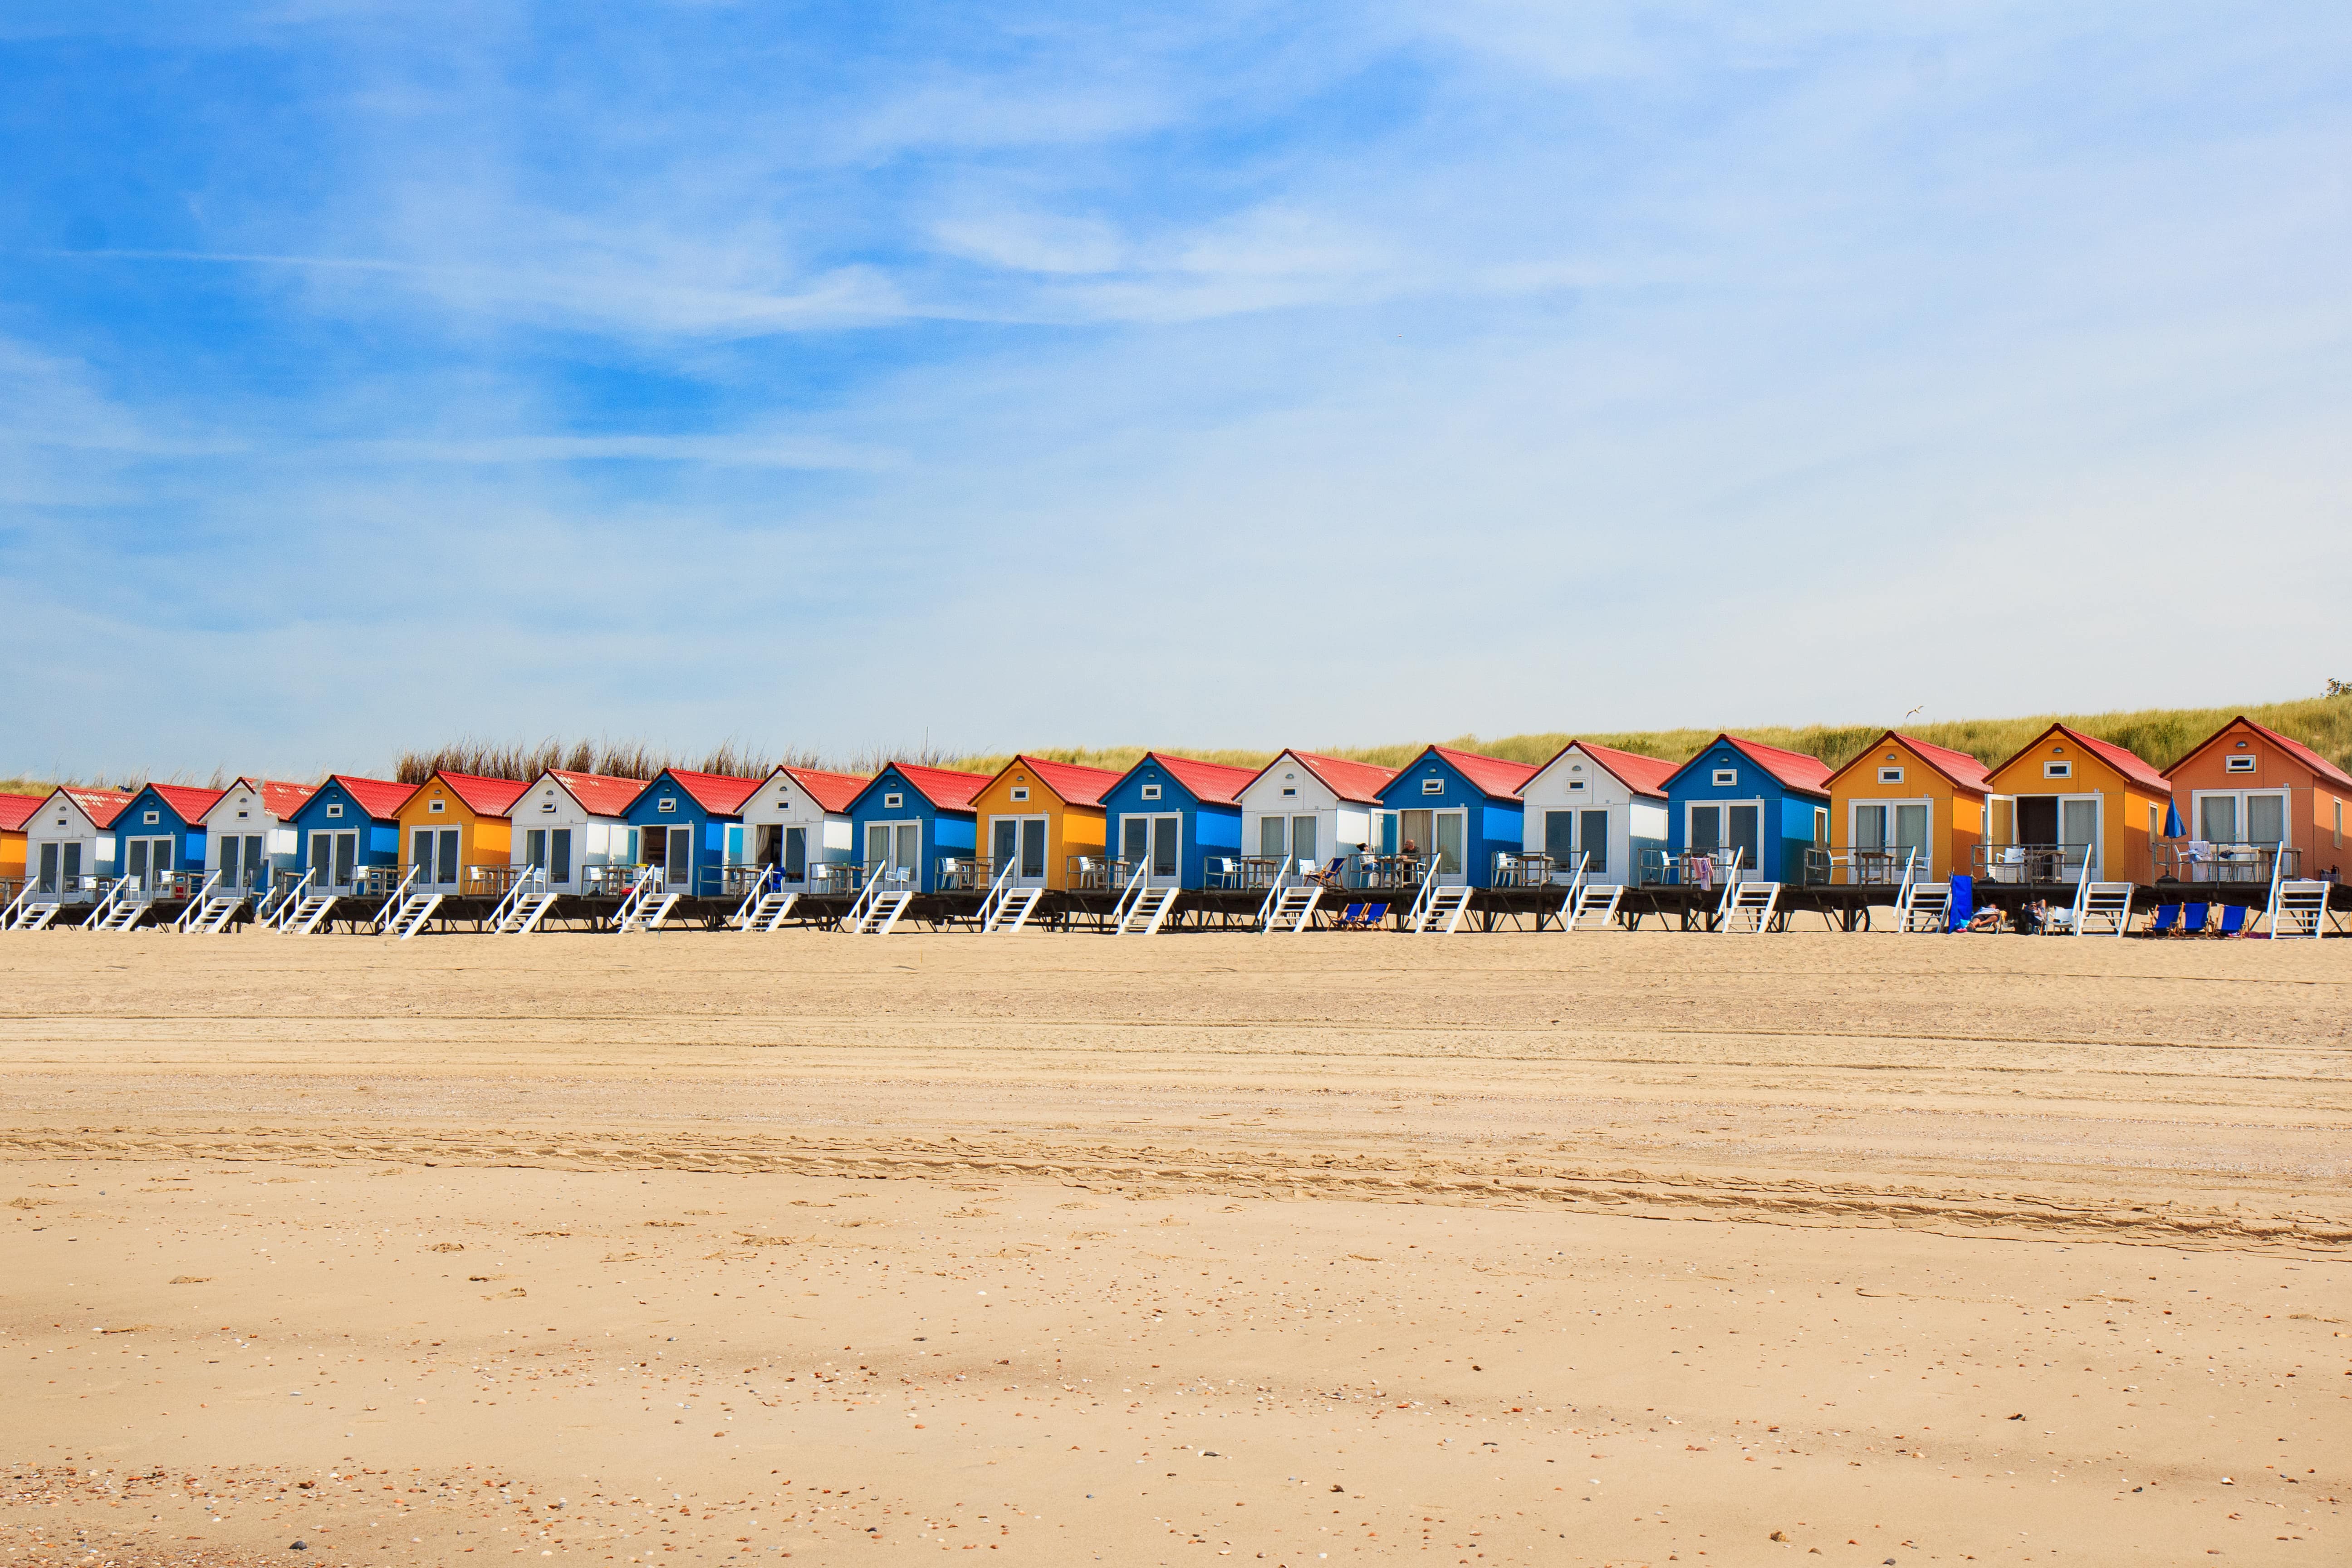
1420,777 -> 1445,796
1877,766 -> 1904,785
1711,768 -> 1737,787
2223,755 -> 2256,774
2187,787 -> 2290,845
1139,784 -> 1161,802
1685,798 -> 1767,871
1847,797 -> 1936,876
2043,760 -> 2073,779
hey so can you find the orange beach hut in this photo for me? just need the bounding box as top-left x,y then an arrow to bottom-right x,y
967,756 -> 1124,889
1980,724 -> 2170,884
1823,731 -> 1990,882
2160,716 -> 2352,884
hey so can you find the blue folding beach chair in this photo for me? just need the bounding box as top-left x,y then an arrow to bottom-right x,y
1338,902 -> 1388,930
2182,903 -> 2210,934
2216,903 -> 2251,936
2147,904 -> 2180,935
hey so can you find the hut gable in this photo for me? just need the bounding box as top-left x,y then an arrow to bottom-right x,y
1129,753 -> 1259,805
1421,745 -> 1539,801
57,786 -> 137,830
317,774 -> 420,821
1665,735 -> 1834,798
856,764 -> 993,814
143,784 -> 229,823
658,769 -> 764,817
2164,716 -> 2352,793
1528,741 -> 1675,800
771,766 -> 871,815
1986,724 -> 2166,794
1824,731 -> 1991,795
1245,751 -> 1396,805
538,769 -> 646,818
423,771 -> 530,818
214,778 -> 318,819
990,755 -> 1125,809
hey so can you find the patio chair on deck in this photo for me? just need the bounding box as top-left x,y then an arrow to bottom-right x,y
1203,857 -> 1240,889
1308,856 -> 1346,887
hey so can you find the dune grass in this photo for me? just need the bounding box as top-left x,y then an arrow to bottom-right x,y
6,693 -> 2348,799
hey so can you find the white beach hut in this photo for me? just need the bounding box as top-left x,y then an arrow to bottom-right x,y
200,778 -> 318,896
738,765 -> 869,888
506,769 -> 649,891
1233,751 -> 1396,881
1519,742 -> 1676,883
23,785 -> 132,899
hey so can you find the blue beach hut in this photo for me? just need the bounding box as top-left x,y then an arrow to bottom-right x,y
842,764 -> 992,893
1101,753 -> 1256,888
1371,745 -> 1539,887
1660,735 -> 1833,883
112,784 -> 227,890
288,775 -> 416,894
622,769 -> 762,898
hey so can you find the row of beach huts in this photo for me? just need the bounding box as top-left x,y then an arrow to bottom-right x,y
1,717 -> 2346,938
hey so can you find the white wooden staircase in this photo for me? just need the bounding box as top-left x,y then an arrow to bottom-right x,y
387,892 -> 443,940
731,870 -> 799,934
286,890 -> 340,935
190,892 -> 247,934
5,888 -> 65,930
979,861 -> 1042,934
1406,861 -> 1472,934
1256,863 -> 1321,935
2269,879 -> 2331,939
88,881 -> 152,932
1717,880 -> 1781,933
841,867 -> 914,935
490,869 -> 560,935
1561,883 -> 1623,931
1112,863 -> 1178,936
614,869 -> 680,934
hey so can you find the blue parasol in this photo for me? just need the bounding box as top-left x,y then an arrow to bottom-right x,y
2162,801 -> 2186,838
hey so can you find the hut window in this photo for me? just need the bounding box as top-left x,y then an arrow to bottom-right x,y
1877,767 -> 1904,784
1281,787 -> 1297,797
2225,755 -> 2255,773
326,803 -> 343,818
658,797 -> 676,812
236,810 -> 249,819
429,799 -> 446,813
1139,785 -> 1161,801
2336,799 -> 2343,847
884,793 -> 903,808
1712,769 -> 1736,787
540,801 -> 556,813
1567,779 -> 1586,792
143,810 -> 159,824
2043,761 -> 2073,779
1421,778 -> 1444,795
1011,787 -> 1030,802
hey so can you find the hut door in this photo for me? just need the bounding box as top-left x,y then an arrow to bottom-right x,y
38,841 -> 59,894
549,829 -> 572,884
312,830 -> 358,890
781,827 -> 806,880
663,826 -> 696,892
1125,815 -> 1180,885
995,817 -> 1048,885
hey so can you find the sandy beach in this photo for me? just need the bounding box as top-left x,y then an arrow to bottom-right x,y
3,928 -> 2346,1566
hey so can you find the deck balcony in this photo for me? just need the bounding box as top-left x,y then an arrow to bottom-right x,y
2151,842 -> 2300,885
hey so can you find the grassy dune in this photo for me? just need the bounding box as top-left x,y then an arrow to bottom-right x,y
7,695 -> 2348,797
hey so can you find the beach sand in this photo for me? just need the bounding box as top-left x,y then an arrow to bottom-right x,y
2,927 -> 2345,1565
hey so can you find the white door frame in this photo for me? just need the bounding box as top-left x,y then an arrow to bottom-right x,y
1685,798 -> 1766,872
122,834 -> 175,890
1121,813 -> 1183,887
989,813 -> 1050,887
310,829 -> 361,892
2187,787 -> 2290,844
864,818 -> 921,887
1847,797 -> 1936,877
410,824 -> 464,887
1389,806 -> 1468,885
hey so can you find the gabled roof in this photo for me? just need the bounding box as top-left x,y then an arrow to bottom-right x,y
421,770 -> 531,818
1117,752 -> 1261,806
862,763 -> 995,814
216,778 -> 319,818
2164,716 -> 2352,793
1824,730 -> 1991,795
1666,734 -> 1835,797
534,769 -> 647,818
1416,744 -> 1540,800
50,786 -> 137,828
652,768 -> 764,817
1245,750 -> 1398,805
994,755 -> 1125,809
1989,723 -> 2168,794
0,792 -> 46,833
140,784 -> 230,823
768,766 -> 872,816
319,774 -> 419,820
1530,740 -> 1677,800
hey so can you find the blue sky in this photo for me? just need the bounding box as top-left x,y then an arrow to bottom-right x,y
4,2 -> 2348,779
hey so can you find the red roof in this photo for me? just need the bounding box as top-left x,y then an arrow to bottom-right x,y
219,778 -> 319,819
56,786 -> 136,828
659,769 -> 765,816
325,774 -> 419,819
885,764 -> 995,813
1990,724 -> 2167,794
1126,753 -> 1261,805
1425,745 -> 1540,799
0,792 -> 45,833
424,770 -> 531,818
2165,716 -> 2352,793
144,784 -> 229,823
1700,735 -> 1835,795
539,769 -> 647,818
1250,750 -> 1397,805
1533,741 -> 1677,799
1826,731 -> 1991,794
1000,755 -> 1125,809
769,766 -> 872,815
